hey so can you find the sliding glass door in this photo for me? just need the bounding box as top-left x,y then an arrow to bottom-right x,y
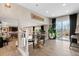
56,20 -> 62,39
56,19 -> 70,41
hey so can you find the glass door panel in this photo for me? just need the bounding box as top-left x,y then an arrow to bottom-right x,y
56,21 -> 62,40
56,19 -> 70,41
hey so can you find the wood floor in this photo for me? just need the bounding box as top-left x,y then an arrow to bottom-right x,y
0,40 -> 21,56
1,39 -> 79,56
29,40 -> 79,56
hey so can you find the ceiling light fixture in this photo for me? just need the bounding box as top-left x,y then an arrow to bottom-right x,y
5,3 -> 11,8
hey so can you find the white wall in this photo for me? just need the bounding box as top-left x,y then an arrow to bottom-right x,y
76,14 -> 79,33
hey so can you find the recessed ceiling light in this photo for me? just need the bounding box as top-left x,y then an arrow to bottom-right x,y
62,3 -> 66,7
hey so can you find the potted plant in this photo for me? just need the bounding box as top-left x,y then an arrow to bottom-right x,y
48,26 -> 56,39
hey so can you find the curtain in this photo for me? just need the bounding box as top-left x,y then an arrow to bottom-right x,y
70,14 -> 77,37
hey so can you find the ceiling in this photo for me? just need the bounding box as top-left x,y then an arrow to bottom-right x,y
18,3 -> 79,18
